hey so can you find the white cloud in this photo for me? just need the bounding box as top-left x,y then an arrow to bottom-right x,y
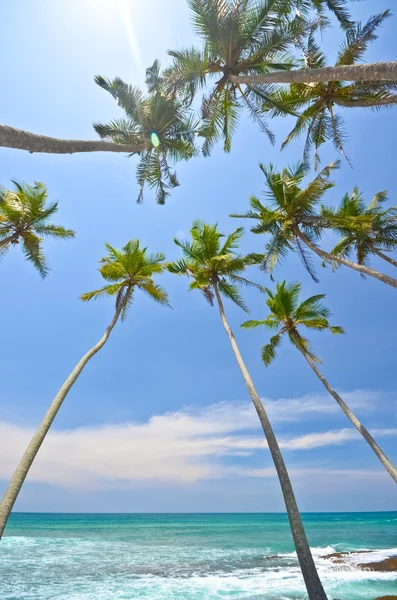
239,467 -> 390,481
280,427 -> 397,450
0,391 -> 395,490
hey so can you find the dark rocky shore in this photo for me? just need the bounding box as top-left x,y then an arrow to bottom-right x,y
322,549 -> 397,599
321,551 -> 397,572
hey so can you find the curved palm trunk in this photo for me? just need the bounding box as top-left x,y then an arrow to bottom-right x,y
334,97 -> 397,108
230,61 -> 397,85
373,248 -> 397,269
296,230 -> 397,289
295,338 -> 397,485
212,283 -> 328,600
0,302 -> 124,539
0,125 -> 147,155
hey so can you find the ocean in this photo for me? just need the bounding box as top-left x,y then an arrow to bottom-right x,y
1,512 -> 396,599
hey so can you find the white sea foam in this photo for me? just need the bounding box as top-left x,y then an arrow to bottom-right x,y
2,537 -> 396,599
340,547 -> 397,565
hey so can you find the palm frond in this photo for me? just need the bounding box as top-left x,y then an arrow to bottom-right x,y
21,232 -> 48,278
261,333 -> 282,366
337,11 -> 391,66
241,316 -> 280,330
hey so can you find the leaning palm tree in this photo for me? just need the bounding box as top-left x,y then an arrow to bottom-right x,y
1,3 -> 397,156
232,161 -> 397,288
164,0 -> 301,153
322,187 -> 397,269
242,281 -> 397,483
0,240 -> 168,539
262,12 -> 397,166
93,73 -> 198,203
0,181 -> 75,277
167,221 -> 328,600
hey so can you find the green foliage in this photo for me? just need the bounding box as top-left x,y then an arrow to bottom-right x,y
232,160 -> 339,280
93,71 -> 198,204
165,0 -> 302,154
277,0 -> 354,31
0,181 -> 75,277
167,220 -> 260,311
81,240 -> 169,320
241,280 -> 344,365
321,187 -> 397,266
262,12 -> 397,166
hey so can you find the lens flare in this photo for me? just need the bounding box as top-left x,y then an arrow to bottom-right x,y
151,132 -> 160,147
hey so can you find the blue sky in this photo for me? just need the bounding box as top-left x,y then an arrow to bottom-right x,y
0,0 -> 396,513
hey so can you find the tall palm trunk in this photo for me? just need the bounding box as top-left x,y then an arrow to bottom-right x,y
212,282 -> 328,600
0,125 -> 147,155
0,301 -> 125,539
373,248 -> 397,269
333,97 -> 397,108
230,61 -> 397,86
296,230 -> 397,289
293,334 -> 397,485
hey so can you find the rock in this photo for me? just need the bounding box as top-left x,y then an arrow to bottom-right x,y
320,551 -> 397,573
359,557 -> 397,572
373,596 -> 397,600
321,550 -> 372,560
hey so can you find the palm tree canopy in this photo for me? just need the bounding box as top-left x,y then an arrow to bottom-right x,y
81,240 -> 169,320
167,220 -> 260,311
0,181 -> 75,277
93,69 -> 198,204
321,187 -> 397,265
262,11 -> 397,167
231,160 -> 339,280
242,280 -> 344,364
164,0 -> 303,154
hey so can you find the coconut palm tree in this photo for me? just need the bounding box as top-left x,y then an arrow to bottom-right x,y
167,221 -> 328,600
322,187 -> 397,269
0,240 -> 168,539
93,73 -> 198,204
1,2 -> 397,156
262,12 -> 397,166
164,0 -> 301,153
231,161 -> 397,288
0,74 -> 197,205
0,181 -> 75,277
242,281 -> 397,483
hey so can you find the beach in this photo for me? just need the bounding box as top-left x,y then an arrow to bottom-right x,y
1,512 -> 396,599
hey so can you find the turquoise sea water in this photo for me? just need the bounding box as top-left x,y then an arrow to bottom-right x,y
1,512 -> 396,600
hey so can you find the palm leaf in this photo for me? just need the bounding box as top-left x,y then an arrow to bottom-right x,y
261,333 -> 282,366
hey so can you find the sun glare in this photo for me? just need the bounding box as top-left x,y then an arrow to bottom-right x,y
117,0 -> 143,72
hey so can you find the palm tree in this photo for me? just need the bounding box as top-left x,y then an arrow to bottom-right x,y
167,221 -> 328,600
1,2 -> 397,156
93,72 -> 198,204
0,74 -> 197,202
232,161 -> 397,288
0,181 -> 75,277
164,0 -> 301,153
262,12 -> 397,166
242,281 -> 397,483
322,187 -> 397,269
0,240 -> 168,539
